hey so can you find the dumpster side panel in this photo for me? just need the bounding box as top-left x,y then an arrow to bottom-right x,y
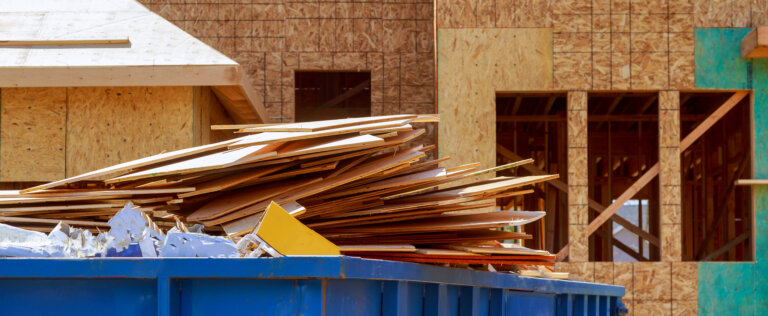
0,278 -> 156,316
175,279 -> 316,316
325,279 -> 383,315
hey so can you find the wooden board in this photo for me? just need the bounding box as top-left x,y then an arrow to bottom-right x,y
0,87 -> 66,181
317,211 -> 546,235
242,115 -> 417,132
176,164 -> 293,198
338,245 -> 416,252
22,136 -> 240,193
188,177 -> 322,222
230,119 -> 412,148
741,26 -> 768,58
105,144 -> 279,183
219,148 -> 426,233
65,86 -> 195,177
450,245 -> 552,256
437,28 -> 553,185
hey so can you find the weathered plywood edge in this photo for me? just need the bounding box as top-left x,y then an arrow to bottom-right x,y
0,65 -> 241,87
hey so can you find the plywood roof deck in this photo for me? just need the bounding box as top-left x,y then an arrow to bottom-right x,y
0,0 -> 267,123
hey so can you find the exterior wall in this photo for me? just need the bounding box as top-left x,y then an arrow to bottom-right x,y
695,27 -> 767,315
138,0 -> 436,132
131,1 -> 768,314
0,86 -> 198,181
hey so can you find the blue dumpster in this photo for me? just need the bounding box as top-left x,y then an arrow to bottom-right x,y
0,256 -> 624,315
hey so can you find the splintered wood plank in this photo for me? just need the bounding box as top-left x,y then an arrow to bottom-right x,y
176,164 -> 294,198
21,138 -> 242,193
0,216 -> 109,227
450,245 -> 552,256
241,115 -> 417,132
306,203 -> 497,229
230,119 -> 411,148
338,245 -> 416,252
735,179 -> 768,185
318,197 -> 477,219
233,162 -> 338,187
105,144 -> 279,184
395,174 -> 558,203
187,177 -> 322,222
359,124 -> 413,135
320,168 -> 447,199
0,203 -> 121,214
0,194 -> 131,205
317,211 -> 546,235
300,145 -> 397,168
328,229 -> 532,245
219,147 -> 426,234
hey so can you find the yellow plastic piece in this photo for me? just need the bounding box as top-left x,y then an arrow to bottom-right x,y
255,201 -> 340,256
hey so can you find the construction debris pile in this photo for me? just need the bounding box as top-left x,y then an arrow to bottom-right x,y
0,115 -> 560,272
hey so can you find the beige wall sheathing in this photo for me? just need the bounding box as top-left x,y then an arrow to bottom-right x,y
672,262 -> 698,315
0,88 -> 67,181
66,86 -> 195,177
659,90 -> 682,262
142,0 -> 435,140
567,91 -> 589,262
437,28 -> 553,180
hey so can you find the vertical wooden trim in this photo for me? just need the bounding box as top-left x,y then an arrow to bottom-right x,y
193,86 -> 212,146
567,91 -> 589,262
659,90 -> 682,262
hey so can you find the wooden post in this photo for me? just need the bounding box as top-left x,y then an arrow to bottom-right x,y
659,91 -> 682,262
556,91 -> 748,260
567,91 -> 589,262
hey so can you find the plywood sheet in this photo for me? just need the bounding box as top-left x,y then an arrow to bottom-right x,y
437,28 -> 552,184
671,262 -> 697,300
66,86 -> 194,177
633,262 -> 672,300
0,87 -> 66,181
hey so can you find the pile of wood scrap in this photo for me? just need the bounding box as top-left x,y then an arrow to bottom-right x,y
2,115 -> 558,269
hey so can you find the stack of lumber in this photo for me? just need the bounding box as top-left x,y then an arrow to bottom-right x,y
3,115 -> 558,268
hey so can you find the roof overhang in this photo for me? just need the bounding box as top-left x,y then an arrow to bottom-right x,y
0,0 -> 267,123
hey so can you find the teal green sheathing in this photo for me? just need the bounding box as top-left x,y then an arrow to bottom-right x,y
694,28 -> 768,315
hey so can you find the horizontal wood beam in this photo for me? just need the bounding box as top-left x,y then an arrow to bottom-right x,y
741,26 -> 768,58
497,114 -> 707,123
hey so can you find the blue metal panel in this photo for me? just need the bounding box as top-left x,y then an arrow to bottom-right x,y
504,291 -> 556,316
175,279 -> 305,316
0,278 -> 156,316
325,279 -> 383,315
0,257 -> 625,315
383,281 -> 424,315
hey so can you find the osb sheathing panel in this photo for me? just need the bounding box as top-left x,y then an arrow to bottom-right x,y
0,88 -> 66,181
672,262 -> 697,300
634,300 -> 672,315
662,224 -> 682,261
66,87 -> 194,177
614,262 -> 634,299
569,224 -> 589,261
554,261 -> 595,282
633,262 -> 672,300
437,28 -> 552,181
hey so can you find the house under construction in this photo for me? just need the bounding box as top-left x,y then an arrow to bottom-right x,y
1,0 -> 766,314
